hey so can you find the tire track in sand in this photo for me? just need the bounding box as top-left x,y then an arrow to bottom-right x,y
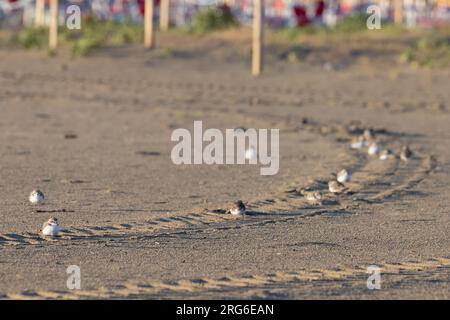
0,119 -> 437,247
4,256 -> 450,299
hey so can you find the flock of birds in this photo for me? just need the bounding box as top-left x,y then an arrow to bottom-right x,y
228,127 -> 413,216
29,127 -> 413,237
28,190 -> 61,237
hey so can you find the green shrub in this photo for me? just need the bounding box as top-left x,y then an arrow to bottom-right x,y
191,6 -> 238,34
334,14 -> 369,33
279,25 -> 319,41
109,23 -> 142,45
18,27 -> 47,49
400,37 -> 450,68
63,19 -> 143,56
71,36 -> 104,56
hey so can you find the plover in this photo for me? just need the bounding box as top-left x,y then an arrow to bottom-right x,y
400,145 -> 412,161
328,180 -> 347,194
41,217 -> 61,237
29,189 -> 45,204
367,142 -> 380,156
337,169 -> 352,183
379,149 -> 395,161
363,128 -> 375,144
234,127 -> 247,133
245,146 -> 257,161
229,200 -> 246,215
351,135 -> 365,149
300,190 -> 323,205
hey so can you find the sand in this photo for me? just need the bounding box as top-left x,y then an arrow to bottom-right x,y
0,31 -> 450,299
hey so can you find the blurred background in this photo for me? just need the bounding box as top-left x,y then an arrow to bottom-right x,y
1,0 -> 449,29
0,0 -> 449,71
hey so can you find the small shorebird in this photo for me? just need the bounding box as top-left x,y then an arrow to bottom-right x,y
300,189 -> 323,205
379,149 -> 395,161
229,200 -> 246,215
351,136 -> 365,149
29,190 -> 45,204
41,217 -> 61,237
337,169 -> 352,183
363,128 -> 375,144
328,180 -> 347,194
400,145 -> 412,161
234,127 -> 247,133
245,146 -> 257,161
367,142 -> 380,156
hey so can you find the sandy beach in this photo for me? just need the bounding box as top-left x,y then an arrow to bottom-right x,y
0,30 -> 450,299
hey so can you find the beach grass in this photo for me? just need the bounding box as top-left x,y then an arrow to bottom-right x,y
1,15 -> 449,67
400,36 -> 450,68
3,19 -> 143,56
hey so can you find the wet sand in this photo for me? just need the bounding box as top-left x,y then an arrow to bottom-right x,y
0,31 -> 450,299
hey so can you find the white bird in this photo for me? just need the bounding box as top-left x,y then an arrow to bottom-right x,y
229,200 -> 246,215
300,190 -> 323,205
337,169 -> 352,183
363,128 -> 375,145
368,142 -> 380,156
379,149 -> 395,161
400,145 -> 412,161
41,217 -> 61,237
328,180 -> 347,194
245,146 -> 257,161
234,127 -> 247,134
351,136 -> 365,149
29,190 -> 45,204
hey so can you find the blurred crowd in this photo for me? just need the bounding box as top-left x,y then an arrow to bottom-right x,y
1,0 -> 449,28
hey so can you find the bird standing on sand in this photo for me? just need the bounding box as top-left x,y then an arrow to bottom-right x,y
337,169 -> 352,183
229,200 -> 246,215
351,136 -> 365,149
234,127 -> 247,134
379,149 -> 395,160
400,145 -> 412,161
300,189 -> 323,205
368,142 -> 380,156
29,190 -> 45,204
41,217 -> 61,237
328,180 -> 347,194
363,128 -> 375,145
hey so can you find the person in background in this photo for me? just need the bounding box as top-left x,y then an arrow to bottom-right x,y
293,4 -> 310,27
293,0 -> 326,28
